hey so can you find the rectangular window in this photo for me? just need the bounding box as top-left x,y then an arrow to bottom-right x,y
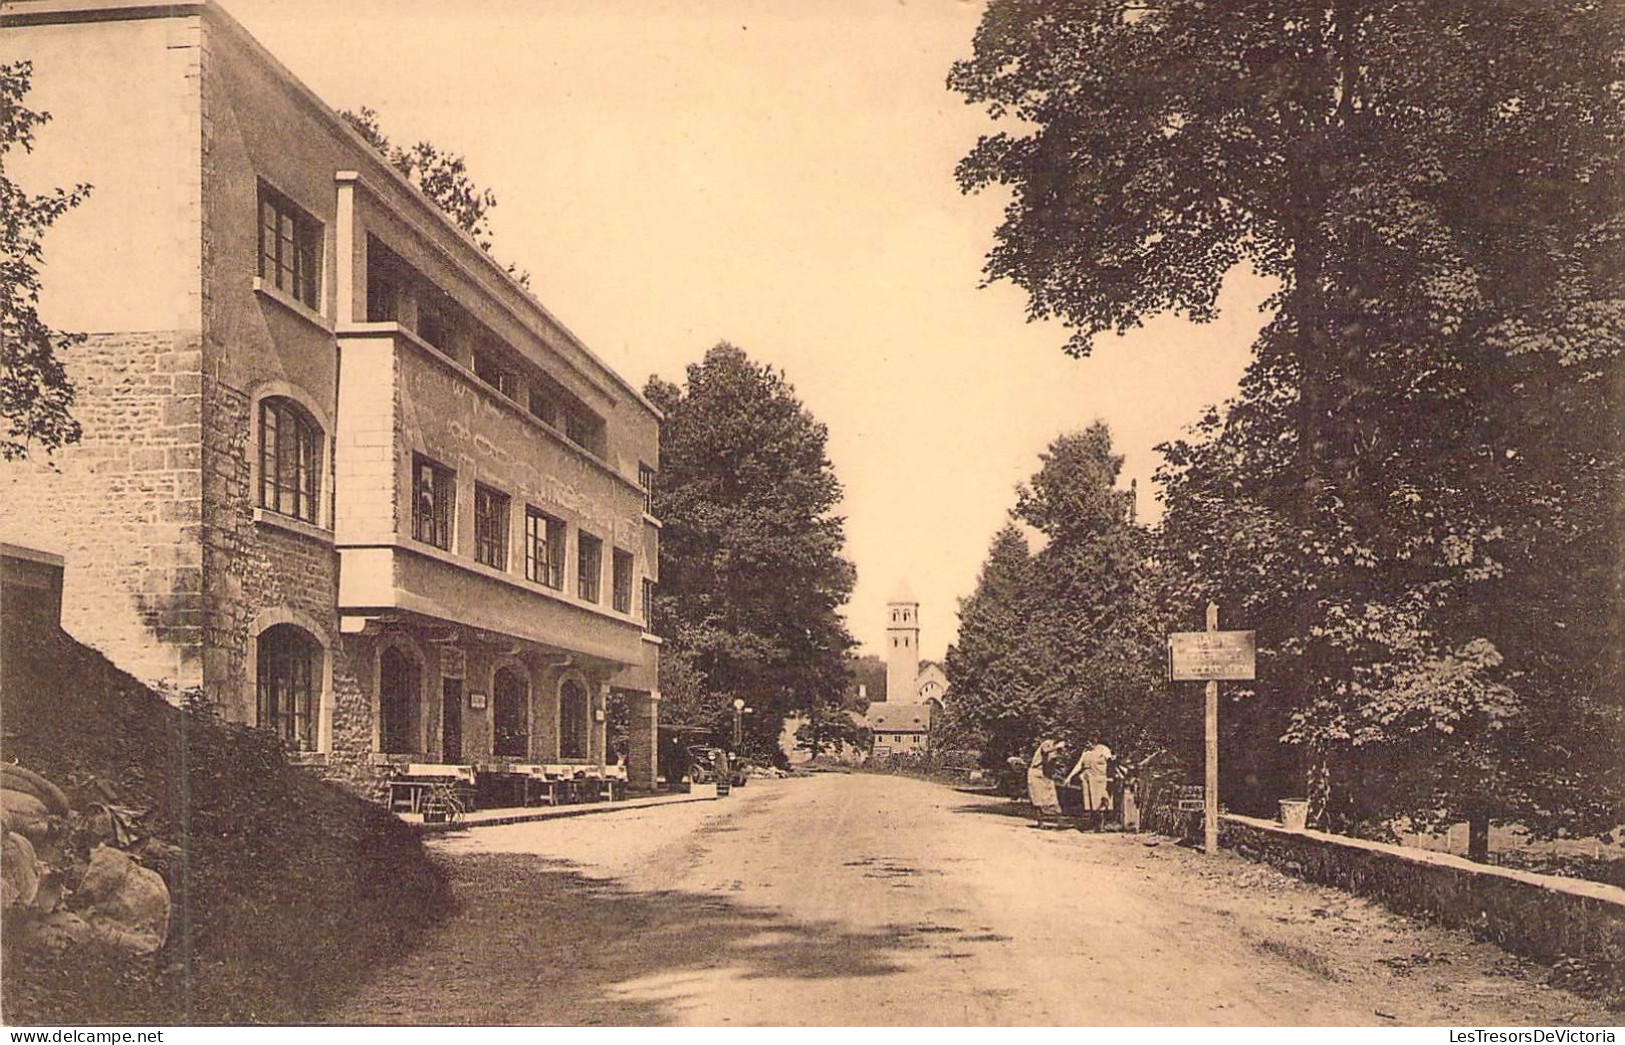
473,347 -> 504,388
638,463 -> 656,515
564,410 -> 606,456
642,577 -> 655,630
577,532 -> 602,603
366,235 -> 400,322
612,549 -> 633,613
474,483 -> 510,570
419,307 -> 453,352
524,507 -> 566,589
258,185 -> 321,310
564,412 -> 589,447
366,273 -> 397,323
412,455 -> 455,550
528,387 -> 559,428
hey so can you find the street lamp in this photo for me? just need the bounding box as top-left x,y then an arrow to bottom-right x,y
732,697 -> 752,751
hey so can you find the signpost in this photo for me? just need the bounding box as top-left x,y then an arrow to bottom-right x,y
1168,605 -> 1255,856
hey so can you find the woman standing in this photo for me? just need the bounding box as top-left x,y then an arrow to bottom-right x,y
1064,742 -> 1114,829
1027,738 -> 1065,827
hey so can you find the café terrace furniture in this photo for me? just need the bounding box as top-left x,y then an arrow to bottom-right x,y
388,764 -> 476,815
465,763 -> 631,809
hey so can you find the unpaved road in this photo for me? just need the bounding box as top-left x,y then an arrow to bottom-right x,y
324,773 -> 1618,1026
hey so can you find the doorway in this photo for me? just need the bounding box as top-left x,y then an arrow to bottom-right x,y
379,646 -> 420,754
492,666 -> 529,758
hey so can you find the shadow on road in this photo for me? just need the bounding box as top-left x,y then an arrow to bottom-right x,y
320,851 -> 919,1026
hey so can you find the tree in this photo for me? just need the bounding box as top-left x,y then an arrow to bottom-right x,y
946,425 -> 1179,768
1,61 -> 91,460
654,646 -> 730,737
944,523 -> 1039,764
339,106 -> 530,288
646,343 -> 857,759
794,712 -> 867,758
845,653 -> 886,709
951,2 -> 1625,848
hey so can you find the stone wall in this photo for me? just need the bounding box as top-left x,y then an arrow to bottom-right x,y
0,332 -> 205,695
1220,814 -> 1625,983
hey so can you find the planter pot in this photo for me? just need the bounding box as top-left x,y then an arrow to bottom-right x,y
1279,798 -> 1309,831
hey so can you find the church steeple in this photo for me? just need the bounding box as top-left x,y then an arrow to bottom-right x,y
885,580 -> 919,704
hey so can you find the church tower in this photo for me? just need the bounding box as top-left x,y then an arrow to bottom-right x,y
885,580 -> 919,704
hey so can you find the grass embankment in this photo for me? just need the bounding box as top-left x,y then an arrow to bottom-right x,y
1,612 -> 448,1024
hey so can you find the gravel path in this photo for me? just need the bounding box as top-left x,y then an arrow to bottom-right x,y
321,773 -> 1617,1026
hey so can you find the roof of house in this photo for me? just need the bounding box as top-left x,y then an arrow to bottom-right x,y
866,703 -> 933,732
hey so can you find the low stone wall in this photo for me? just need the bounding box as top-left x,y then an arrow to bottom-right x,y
1220,813 -> 1625,981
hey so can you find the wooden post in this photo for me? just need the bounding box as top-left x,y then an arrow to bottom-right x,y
1205,601 -> 1220,856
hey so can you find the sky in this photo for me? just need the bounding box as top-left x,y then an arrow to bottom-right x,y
224,0 -> 1272,662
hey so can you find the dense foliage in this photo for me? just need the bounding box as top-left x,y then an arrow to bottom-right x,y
645,344 -> 857,758
1,61 -> 90,461
952,1 -> 1625,848
946,425 -> 1186,769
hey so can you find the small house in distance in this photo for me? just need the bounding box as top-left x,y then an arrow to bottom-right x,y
867,702 -> 934,757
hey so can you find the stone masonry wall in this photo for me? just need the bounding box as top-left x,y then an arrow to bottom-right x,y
200,362 -> 376,792
1220,814 -> 1625,987
0,332 -> 205,695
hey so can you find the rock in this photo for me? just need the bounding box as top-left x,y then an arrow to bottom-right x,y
1,788 -> 52,840
0,765 -> 70,816
29,910 -> 95,954
136,837 -> 183,873
72,845 -> 170,955
2,830 -> 40,911
82,805 -> 117,845
31,867 -> 63,914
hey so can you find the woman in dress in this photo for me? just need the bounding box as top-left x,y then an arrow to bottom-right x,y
1027,738 -> 1065,827
1064,742 -> 1114,829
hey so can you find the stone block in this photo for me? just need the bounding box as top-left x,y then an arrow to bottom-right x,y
159,499 -> 201,523
129,448 -> 166,471
163,397 -> 202,426
167,445 -> 201,469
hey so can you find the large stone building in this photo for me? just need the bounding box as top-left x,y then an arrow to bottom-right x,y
0,0 -> 664,794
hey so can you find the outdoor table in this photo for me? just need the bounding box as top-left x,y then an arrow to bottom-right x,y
389,764 -> 475,814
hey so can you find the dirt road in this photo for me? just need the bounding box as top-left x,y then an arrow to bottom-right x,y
323,773 -> 1616,1026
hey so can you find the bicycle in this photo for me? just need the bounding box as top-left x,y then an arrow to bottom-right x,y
420,781 -> 467,825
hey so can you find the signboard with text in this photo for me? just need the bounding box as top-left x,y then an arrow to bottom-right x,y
1168,631 -> 1256,681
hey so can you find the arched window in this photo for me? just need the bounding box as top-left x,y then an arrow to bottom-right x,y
492,667 -> 529,758
379,646 -> 420,754
259,397 -> 323,524
559,680 -> 589,760
257,624 -> 320,750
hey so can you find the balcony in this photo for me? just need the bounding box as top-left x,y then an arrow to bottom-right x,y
333,323 -> 654,672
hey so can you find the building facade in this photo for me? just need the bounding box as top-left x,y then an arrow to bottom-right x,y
0,0 -> 663,794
